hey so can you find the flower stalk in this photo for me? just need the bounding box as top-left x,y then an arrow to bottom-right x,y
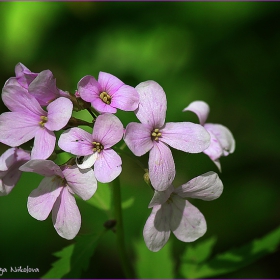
111,176 -> 135,278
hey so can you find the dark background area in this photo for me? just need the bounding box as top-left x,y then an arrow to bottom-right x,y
0,2 -> 280,278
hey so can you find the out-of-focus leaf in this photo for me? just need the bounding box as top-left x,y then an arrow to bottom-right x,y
134,238 -> 175,278
42,231 -> 105,279
180,226 -> 280,278
122,196 -> 135,209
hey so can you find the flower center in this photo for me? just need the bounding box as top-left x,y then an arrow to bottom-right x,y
99,91 -> 112,105
39,116 -> 48,127
151,128 -> 162,141
92,141 -> 104,153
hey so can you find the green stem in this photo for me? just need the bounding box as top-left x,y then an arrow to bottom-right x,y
111,177 -> 135,278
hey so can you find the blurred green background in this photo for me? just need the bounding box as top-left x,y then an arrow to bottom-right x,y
0,1 -> 280,278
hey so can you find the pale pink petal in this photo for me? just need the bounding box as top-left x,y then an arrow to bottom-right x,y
78,75 -> 101,103
63,165 -> 97,200
148,142 -> 175,191
2,85 -> 46,116
52,187 -> 81,240
183,101 -> 210,126
171,196 -> 206,242
93,114 -> 124,148
143,204 -> 171,252
4,77 -> 21,87
0,112 -> 40,147
148,185 -> 174,208
19,159 -> 64,177
31,128 -> 56,160
124,122 -> 153,156
58,127 -> 93,156
110,84 -> 139,111
28,70 -> 60,106
94,149 -> 122,183
98,72 -> 124,95
204,123 -> 235,155
15,62 -> 38,88
175,172 -> 223,201
0,148 -> 19,171
0,169 -> 21,196
135,81 -> 167,128
160,122 -> 210,153
202,129 -> 223,163
76,153 -> 98,169
45,97 -> 73,131
28,177 -> 63,220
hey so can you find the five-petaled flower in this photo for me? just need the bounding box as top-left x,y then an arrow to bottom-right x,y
143,171 -> 223,252
77,72 -> 139,114
124,81 -> 211,191
58,113 -> 123,183
19,159 -> 97,240
0,147 -> 30,196
183,101 -> 235,171
0,84 -> 73,159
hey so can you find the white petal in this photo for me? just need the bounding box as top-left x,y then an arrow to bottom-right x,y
76,153 -> 98,169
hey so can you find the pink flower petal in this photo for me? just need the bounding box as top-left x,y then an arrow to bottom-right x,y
148,142 -> 175,191
204,123 -> 235,155
2,85 -> 46,116
19,159 -> 64,177
124,122 -> 153,156
94,149 -> 122,183
175,172 -> 223,201
63,165 -> 97,200
0,148 -> 19,171
98,72 -> 124,95
171,196 -> 206,242
148,185 -> 174,208
0,112 -> 40,147
52,186 -> 81,240
143,204 -> 171,252
161,122 -> 210,153
28,176 -> 63,220
135,81 -> 167,128
93,114 -> 124,148
31,128 -> 56,160
202,129 -> 223,162
183,101 -> 210,126
58,127 -> 93,156
15,62 -> 38,88
28,70 -> 60,106
110,84 -> 139,111
78,75 -> 101,103
45,97 -> 73,131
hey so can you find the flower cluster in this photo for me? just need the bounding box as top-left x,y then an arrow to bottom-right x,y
0,63 -> 235,250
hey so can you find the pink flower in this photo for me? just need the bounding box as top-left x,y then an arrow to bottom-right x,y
0,84 -> 73,159
58,113 -> 123,183
19,159 -> 97,240
124,81 -> 210,191
0,147 -> 30,196
77,72 -> 139,114
183,101 -> 235,171
6,63 -> 70,106
143,171 -> 223,252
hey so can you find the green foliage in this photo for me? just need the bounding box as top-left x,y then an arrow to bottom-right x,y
134,238 -> 175,278
42,231 -> 105,279
180,226 -> 280,278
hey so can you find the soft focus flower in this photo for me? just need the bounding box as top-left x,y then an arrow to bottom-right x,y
143,171 -> 223,252
124,81 -> 210,191
19,159 -> 97,240
0,84 -> 73,159
0,147 -> 30,196
183,101 -> 235,171
58,113 -> 123,183
77,72 -> 139,114
5,63 -> 69,106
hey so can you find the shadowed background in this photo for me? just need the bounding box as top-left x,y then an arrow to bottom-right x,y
0,2 -> 280,278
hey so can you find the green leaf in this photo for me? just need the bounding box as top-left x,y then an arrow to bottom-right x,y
180,226 -> 280,278
42,231 -> 105,279
134,238 -> 175,278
